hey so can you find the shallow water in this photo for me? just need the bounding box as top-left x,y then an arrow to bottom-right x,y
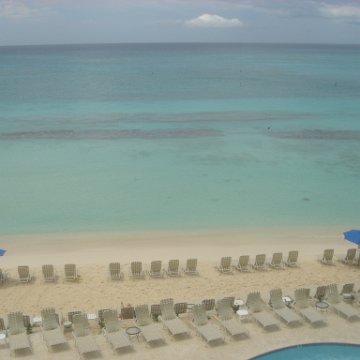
0,44 -> 359,234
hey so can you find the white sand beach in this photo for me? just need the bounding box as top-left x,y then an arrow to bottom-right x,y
1,226 -> 360,359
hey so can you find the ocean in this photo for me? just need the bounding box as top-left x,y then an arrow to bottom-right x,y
0,43 -> 359,235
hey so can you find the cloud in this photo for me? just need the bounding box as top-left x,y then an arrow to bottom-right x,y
319,4 -> 360,19
0,0 -> 46,19
184,13 -> 242,28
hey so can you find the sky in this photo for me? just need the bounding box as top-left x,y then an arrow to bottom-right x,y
0,0 -> 360,45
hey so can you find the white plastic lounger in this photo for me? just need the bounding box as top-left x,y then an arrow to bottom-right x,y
184,258 -> 199,275
159,298 -> 190,337
73,314 -> 100,356
253,254 -> 267,271
18,266 -> 32,283
216,299 -> 248,337
246,292 -> 280,331
342,249 -> 357,265
235,255 -> 250,272
285,250 -> 299,267
321,249 -> 335,265
167,259 -> 181,277
192,304 -> 224,344
129,261 -> 146,279
109,262 -> 124,280
326,284 -> 360,321
269,289 -> 302,327
103,310 -> 133,352
8,312 -> 31,354
42,264 -> 56,282
216,257 -> 233,274
41,308 -> 67,349
135,304 -> 165,344
269,253 -> 285,269
149,260 -> 165,278
294,288 -> 326,327
0,268 -> 8,284
64,264 -> 78,281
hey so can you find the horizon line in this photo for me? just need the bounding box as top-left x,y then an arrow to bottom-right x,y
1,41 -> 360,48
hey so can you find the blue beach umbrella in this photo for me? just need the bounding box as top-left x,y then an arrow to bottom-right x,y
0,249 -> 6,256
344,230 -> 360,246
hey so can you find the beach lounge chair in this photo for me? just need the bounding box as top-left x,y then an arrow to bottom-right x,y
0,268 -> 8,284
215,299 -> 248,338
68,310 -> 82,324
150,304 -> 161,321
98,308 -> 111,326
269,253 -> 284,269
72,313 -> 100,356
216,257 -> 233,274
42,264 -> 56,282
294,288 -> 326,327
184,258 -> 199,275
64,264 -> 78,281
326,284 -> 360,321
41,308 -> 67,349
109,262 -> 124,280
8,312 -> 31,354
321,249 -> 335,265
129,261 -> 146,279
0,317 -> 5,332
18,266 -> 31,283
253,254 -> 267,271
314,285 -> 327,301
192,304 -> 224,344
103,310 -> 133,352
342,248 -> 357,265
134,304 -> 165,344
222,297 -> 235,308
167,259 -> 181,277
174,302 -> 188,316
0,317 -> 6,339
202,298 -> 216,316
285,250 -> 299,267
235,255 -> 250,272
159,298 -> 190,337
269,289 -> 302,327
246,292 -> 280,331
120,306 -> 135,320
149,260 -> 165,278
340,283 -> 355,302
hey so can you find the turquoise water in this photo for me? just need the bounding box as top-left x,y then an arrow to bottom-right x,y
0,44 -> 360,234
252,343 -> 360,359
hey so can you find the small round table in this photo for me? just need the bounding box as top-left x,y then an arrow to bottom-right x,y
282,296 -> 294,307
32,316 -> 42,327
126,326 -> 141,341
87,313 -> 97,321
234,299 -> 245,307
236,308 -> 250,321
316,301 -> 329,312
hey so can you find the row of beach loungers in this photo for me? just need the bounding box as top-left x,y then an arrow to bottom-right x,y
0,259 -> 199,284
320,248 -> 360,266
0,248 -> 358,284
217,248 -> 360,274
1,283 -> 360,357
216,251 -> 299,273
